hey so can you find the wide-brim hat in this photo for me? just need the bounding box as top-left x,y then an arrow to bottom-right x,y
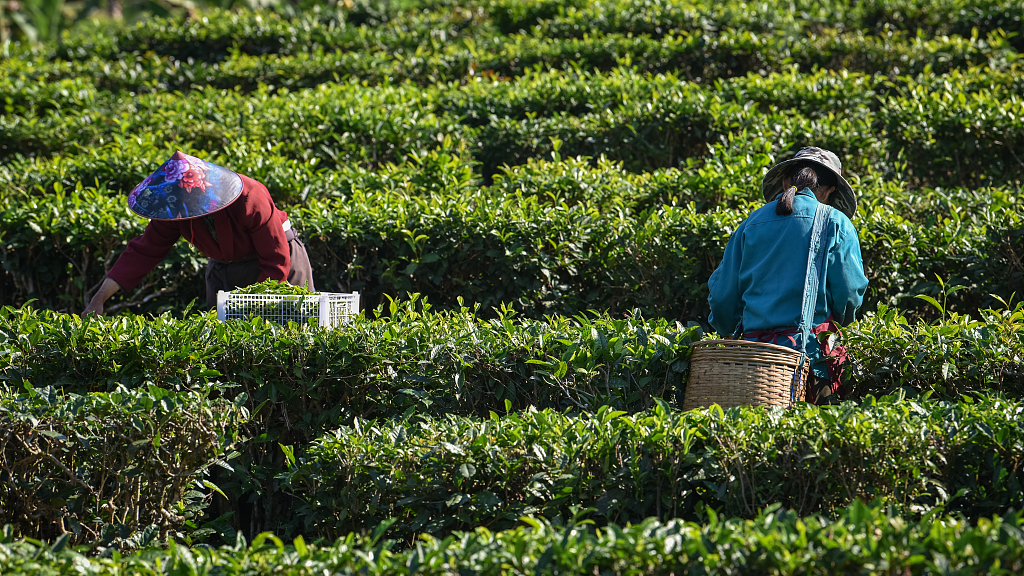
761,146 -> 857,219
128,151 -> 243,220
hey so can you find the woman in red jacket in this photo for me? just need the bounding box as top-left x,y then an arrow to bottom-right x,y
82,151 -> 314,316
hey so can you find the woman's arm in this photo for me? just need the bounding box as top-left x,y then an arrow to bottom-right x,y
708,226 -> 745,337
826,218 -> 869,326
239,178 -> 290,283
92,220 -> 181,315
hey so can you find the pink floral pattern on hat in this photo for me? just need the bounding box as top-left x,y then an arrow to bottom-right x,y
127,151 -> 243,221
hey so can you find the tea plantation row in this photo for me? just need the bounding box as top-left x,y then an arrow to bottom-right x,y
3,173 -> 1020,320
8,0 -> 1022,89
6,25 -> 1018,96
3,62 -> 1022,317
2,0 -> 1023,564
4,299 -> 1016,543
5,364 -> 1024,548
4,502 -> 1024,575
27,0 -> 1021,63
5,65 -> 1024,185
285,396 -> 1024,540
3,300 -> 1021,427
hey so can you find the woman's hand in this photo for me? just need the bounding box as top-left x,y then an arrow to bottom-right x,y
81,301 -> 104,317
81,278 -> 121,318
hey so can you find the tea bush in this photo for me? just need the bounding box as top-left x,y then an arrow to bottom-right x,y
0,138 -> 479,205
847,302 -> 1024,398
0,386 -> 243,547
0,303 -> 700,423
6,7 -> 1013,94
2,180 -> 1019,319
38,0 -> 1024,65
0,81 -> 457,168
5,65 -> 1023,187
52,5 -> 489,63
0,303 -> 699,537
3,0 -> 1024,552
2,300 -> 1021,418
526,0 -> 1024,42
3,499 -> 1024,574
880,84 -> 1024,188
282,397 -> 1024,539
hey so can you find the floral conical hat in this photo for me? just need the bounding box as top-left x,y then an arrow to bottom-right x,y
128,151 -> 243,220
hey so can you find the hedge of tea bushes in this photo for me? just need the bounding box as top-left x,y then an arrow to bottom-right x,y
1,303 -> 1020,541
1,63 -> 1018,169
5,64 -> 1024,193
1,73 -> 864,175
19,0 -> 1017,68
34,0 -> 1024,65
0,302 -> 700,424
298,186 -> 1023,318
855,189 -> 1024,319
51,4 -> 492,63
438,67 -> 883,127
2,177 -> 1020,318
0,385 -> 243,547
2,64 -> 1020,217
0,302 -> 700,539
3,21 -> 1019,99
508,0 -> 1024,42
0,139 -> 482,208
0,81 -> 459,170
3,503 -> 1024,575
0,185 -> 729,315
847,303 -> 1024,398
280,397 -> 1024,540
1,69 -> 803,190
1,298 -> 1021,421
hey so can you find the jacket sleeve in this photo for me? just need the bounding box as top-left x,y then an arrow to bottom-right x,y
106,220 -> 181,292
707,222 -> 745,337
241,179 -> 290,283
825,217 -> 869,326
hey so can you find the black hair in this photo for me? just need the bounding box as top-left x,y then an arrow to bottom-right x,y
775,163 -> 839,215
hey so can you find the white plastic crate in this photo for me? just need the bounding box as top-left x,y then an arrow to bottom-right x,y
216,290 -> 360,328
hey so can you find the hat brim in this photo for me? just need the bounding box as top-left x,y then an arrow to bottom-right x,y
128,153 -> 244,221
761,157 -> 857,219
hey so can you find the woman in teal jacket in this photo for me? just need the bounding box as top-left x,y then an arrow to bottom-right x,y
707,147 -> 869,404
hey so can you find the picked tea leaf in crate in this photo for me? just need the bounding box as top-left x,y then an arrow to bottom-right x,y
217,289 -> 360,328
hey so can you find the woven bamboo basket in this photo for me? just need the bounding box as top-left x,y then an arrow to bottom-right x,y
682,339 -> 811,410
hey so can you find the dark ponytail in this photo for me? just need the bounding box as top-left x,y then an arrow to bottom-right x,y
775,164 -> 838,215
776,185 -> 799,215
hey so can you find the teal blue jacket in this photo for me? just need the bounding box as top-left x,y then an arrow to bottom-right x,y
708,189 -> 869,375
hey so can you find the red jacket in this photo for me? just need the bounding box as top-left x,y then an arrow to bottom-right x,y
107,175 -> 290,291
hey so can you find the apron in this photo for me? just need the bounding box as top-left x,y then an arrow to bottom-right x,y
744,316 -> 848,403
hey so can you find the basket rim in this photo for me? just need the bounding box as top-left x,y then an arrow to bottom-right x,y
693,338 -> 802,356
224,291 -> 358,299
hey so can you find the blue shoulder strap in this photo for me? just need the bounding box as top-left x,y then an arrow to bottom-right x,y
790,203 -> 834,406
